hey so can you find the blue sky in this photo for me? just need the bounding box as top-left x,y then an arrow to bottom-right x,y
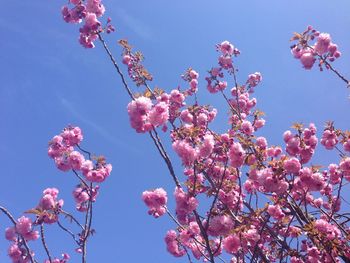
0,0 -> 350,262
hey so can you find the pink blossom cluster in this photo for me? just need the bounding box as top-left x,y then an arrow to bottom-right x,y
48,126 -> 112,183
73,184 -> 99,212
120,40 -> 153,86
218,187 -> 243,210
228,142 -> 246,168
267,204 -> 285,220
165,223 -> 223,260
165,230 -> 186,257
44,254 -> 70,263
223,235 -> 240,254
172,140 -> 198,166
174,187 -> 198,224
206,67 -> 227,94
283,123 -> 318,164
2,124 -> 112,262
216,40 -> 240,72
164,89 -> 186,123
55,5 -> 350,258
254,167 -> 289,194
138,41 -> 350,261
291,25 -> 341,70
204,41 -> 242,93
81,158 -> 112,183
127,96 -> 169,133
5,216 -> 39,263
62,0 -> 114,48
172,131 -> 216,167
142,188 -> 167,218
246,72 -> 262,92
321,128 -> 338,149
181,68 -> 199,95
36,188 -> 64,224
207,214 -> 234,236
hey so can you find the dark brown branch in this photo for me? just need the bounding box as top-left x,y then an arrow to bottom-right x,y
98,34 -> 135,100
40,224 -> 53,263
194,210 -> 215,263
149,130 -> 181,188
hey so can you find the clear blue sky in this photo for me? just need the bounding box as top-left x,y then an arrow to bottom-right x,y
0,0 -> 350,262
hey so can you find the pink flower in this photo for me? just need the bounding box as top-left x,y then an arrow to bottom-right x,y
254,118 -> 265,129
149,101 -> 169,127
84,164 -> 111,182
189,70 -> 199,79
299,167 -> 325,191
267,204 -> 285,220
247,72 -> 262,88
61,4 -> 86,24
340,157 -> 350,178
73,187 -> 90,211
256,136 -> 267,149
314,33 -> 331,55
81,160 -> 94,175
5,227 -> 16,241
241,120 -> 254,135
218,41 -> 234,56
70,0 -> 81,5
343,140 -> 350,152
257,168 -> 288,194
44,253 -> 70,263
207,215 -> 234,236
73,185 -> 99,212
229,142 -> 245,168
300,51 -> 316,69
198,134 -> 214,158
127,97 -> 153,133
180,109 -> 193,124
174,187 -> 198,224
37,188 -> 63,224
86,0 -> 105,17
172,140 -> 197,166
283,157 -> 301,174
314,219 -> 340,239
328,163 -> 341,184
223,235 -> 240,254
8,243 -> 22,261
291,46 -> 302,59
61,126 -> 83,146
165,230 -> 186,257
68,151 -> 85,170
16,216 -> 39,241
142,188 -> 167,218
55,156 -> 71,172
321,129 -> 338,150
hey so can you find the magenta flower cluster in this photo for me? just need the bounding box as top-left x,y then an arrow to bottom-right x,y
291,26 -> 341,70
48,126 -> 112,183
132,37 -> 350,262
2,125 -> 113,262
61,0 -> 114,48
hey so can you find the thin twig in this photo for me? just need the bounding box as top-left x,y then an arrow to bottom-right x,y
77,144 -> 92,160
149,130 -> 181,188
72,170 -> 89,189
57,220 -> 80,245
194,210 -> 215,263
61,210 -> 85,230
98,34 -> 135,100
40,224 -> 53,263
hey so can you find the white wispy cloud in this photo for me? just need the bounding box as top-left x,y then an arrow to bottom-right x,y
114,8 -> 153,40
59,97 -> 140,153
